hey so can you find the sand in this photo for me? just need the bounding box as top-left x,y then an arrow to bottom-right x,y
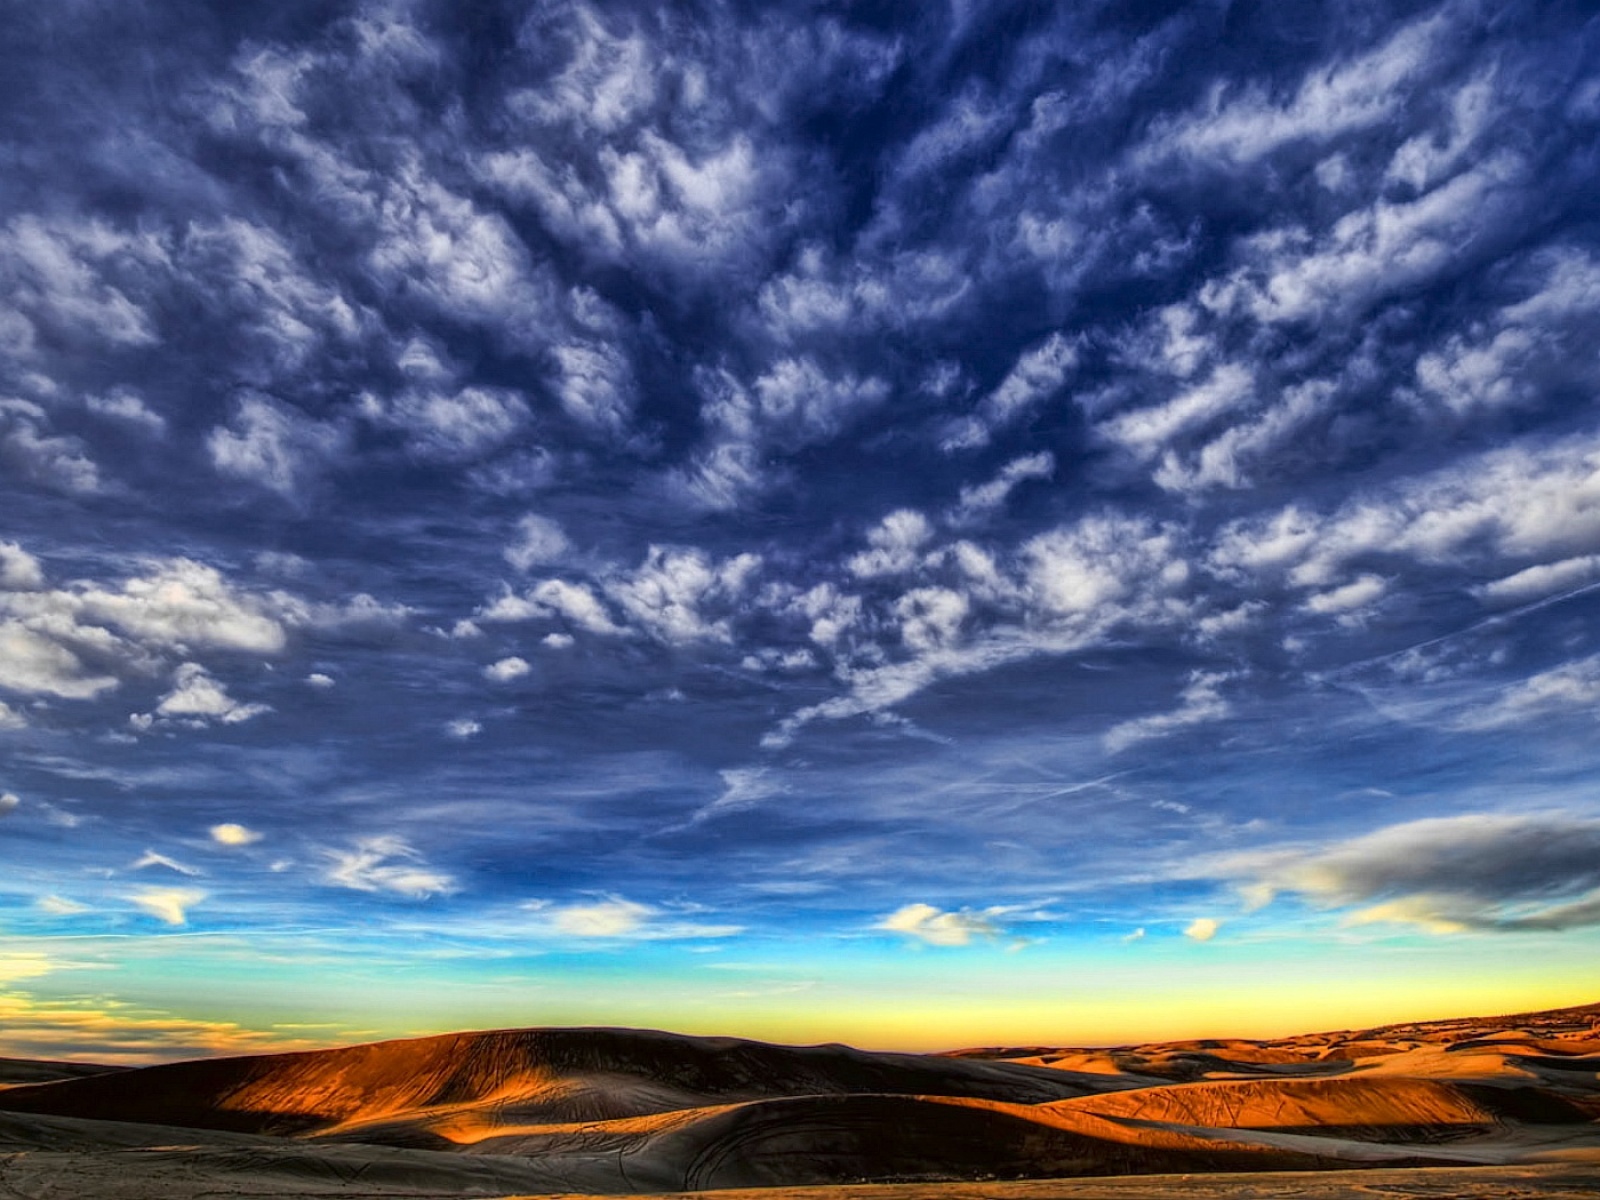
0,1000 -> 1596,1197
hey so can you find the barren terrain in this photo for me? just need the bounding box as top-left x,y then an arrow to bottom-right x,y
1,1001 -> 1597,1198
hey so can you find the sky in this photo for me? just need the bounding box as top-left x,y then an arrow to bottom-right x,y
3,0 -> 1600,1063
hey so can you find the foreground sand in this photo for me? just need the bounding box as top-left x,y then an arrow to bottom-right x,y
1,1001 -> 1598,1197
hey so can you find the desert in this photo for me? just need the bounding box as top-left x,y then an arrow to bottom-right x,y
1,1000 -> 1597,1199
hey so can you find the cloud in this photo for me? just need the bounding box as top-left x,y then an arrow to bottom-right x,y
0,989 -> 329,1064
1458,658 -> 1600,731
0,701 -> 26,730
677,360 -> 890,507
505,515 -> 571,571
0,542 -> 45,590
36,895 -> 89,915
484,656 -> 531,682
210,823 -> 262,847
1105,672 -> 1232,753
367,385 -> 530,461
445,718 -> 482,739
1099,364 -> 1255,462
85,388 -> 167,434
953,451 -> 1054,521
679,767 -> 784,827
142,662 -> 270,728
529,895 -> 741,941
131,887 -> 206,925
1140,11 -> 1449,168
481,578 -> 623,635
942,334 -> 1076,451
1209,430 -> 1600,594
1215,812 -> 1600,934
0,557 -> 304,705
847,510 -> 933,579
877,902 -> 1000,947
0,954 -> 56,985
132,850 -> 201,876
604,546 -> 761,645
0,792 -> 18,817
1183,917 -> 1220,942
1476,556 -> 1600,607
0,620 -> 119,699
208,394 -> 347,498
322,836 -> 456,899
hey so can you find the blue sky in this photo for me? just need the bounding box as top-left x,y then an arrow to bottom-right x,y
3,0 -> 1600,1060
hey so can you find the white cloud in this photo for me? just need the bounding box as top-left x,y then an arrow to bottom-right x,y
604,546 -> 760,644
1023,514 -> 1188,619
322,836 -> 455,898
1099,363 -> 1254,460
552,341 -> 636,434
877,902 -> 1000,946
208,394 -> 346,497
36,895 -> 89,916
306,672 -> 335,688
146,662 -> 270,727
676,359 -> 890,508
0,399 -> 101,494
1184,917 -> 1220,942
446,718 -> 482,739
1140,12 -> 1448,167
210,823 -> 262,847
1304,573 -> 1387,616
132,887 -> 205,926
505,515 -> 571,571
0,541 -> 45,589
375,386 -> 530,461
1459,657 -> 1600,731
85,388 -> 167,434
482,578 -> 623,635
0,620 -> 118,698
1105,671 -> 1233,753
528,895 -> 743,941
848,510 -> 933,578
551,896 -> 653,938
1204,151 -> 1527,329
954,451 -> 1054,520
681,767 -> 784,827
0,700 -> 28,730
484,656 -> 531,682
133,850 -> 201,876
68,558 -> 289,654
942,333 -> 1076,451
0,214 -> 161,351
1208,430 -> 1600,595
1476,556 -> 1600,607
0,792 -> 18,816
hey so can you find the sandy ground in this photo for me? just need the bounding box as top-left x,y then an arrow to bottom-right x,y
0,1000 -> 1597,1196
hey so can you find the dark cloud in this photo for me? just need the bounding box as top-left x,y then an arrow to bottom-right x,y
1217,813 -> 1600,933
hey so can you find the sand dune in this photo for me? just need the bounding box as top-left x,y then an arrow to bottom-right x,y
0,1055 -> 122,1087
0,1000 -> 1597,1197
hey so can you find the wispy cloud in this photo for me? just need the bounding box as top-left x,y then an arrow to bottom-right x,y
322,837 -> 456,899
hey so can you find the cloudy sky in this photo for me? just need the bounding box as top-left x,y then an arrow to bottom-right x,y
3,0 -> 1600,1061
